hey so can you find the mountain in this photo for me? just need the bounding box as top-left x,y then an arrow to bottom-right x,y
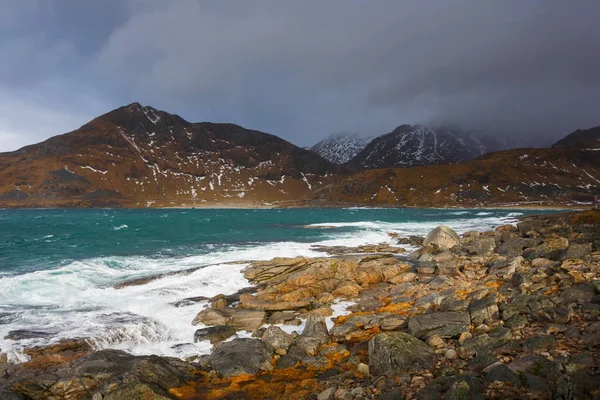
310,133 -> 373,164
0,103 -> 344,208
347,125 -> 508,169
552,125 -> 600,149
306,127 -> 600,207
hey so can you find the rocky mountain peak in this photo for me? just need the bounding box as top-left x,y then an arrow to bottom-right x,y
94,103 -> 191,139
0,104 -> 342,208
347,125 -> 503,169
311,133 -> 373,164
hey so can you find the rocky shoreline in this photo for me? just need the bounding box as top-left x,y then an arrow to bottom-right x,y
2,210 -> 600,399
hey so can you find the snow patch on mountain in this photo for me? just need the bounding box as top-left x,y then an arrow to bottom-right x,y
348,125 -> 509,169
311,133 -> 374,164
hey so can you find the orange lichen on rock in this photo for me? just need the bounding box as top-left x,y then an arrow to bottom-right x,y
187,368 -> 324,400
377,301 -> 413,315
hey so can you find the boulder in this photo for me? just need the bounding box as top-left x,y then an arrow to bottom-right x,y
368,332 -> 436,376
293,315 -> 330,355
423,226 -> 461,251
209,339 -> 273,378
495,238 -> 530,258
537,237 -> 569,260
408,312 -> 471,339
560,285 -> 595,305
562,243 -> 592,260
397,235 -> 424,246
458,328 -> 512,358
488,256 -> 524,279
267,311 -> 298,324
192,308 -> 266,331
466,237 -> 497,256
2,350 -> 193,400
240,294 -> 311,311
194,325 -> 236,344
379,315 -> 406,331
468,294 -> 499,325
20,339 -> 94,367
531,306 -> 572,324
260,326 -> 293,354
482,362 -> 520,385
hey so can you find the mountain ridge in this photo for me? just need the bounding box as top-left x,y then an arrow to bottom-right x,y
347,124 -> 508,169
310,133 -> 373,164
0,103 -> 344,208
305,130 -> 600,207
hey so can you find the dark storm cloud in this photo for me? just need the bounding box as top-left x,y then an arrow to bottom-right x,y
1,0 -> 599,151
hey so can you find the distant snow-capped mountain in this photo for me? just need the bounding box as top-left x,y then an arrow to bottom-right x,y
311,133 -> 374,164
347,125 -> 508,169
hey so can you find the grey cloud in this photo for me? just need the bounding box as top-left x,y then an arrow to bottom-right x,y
0,0 -> 599,151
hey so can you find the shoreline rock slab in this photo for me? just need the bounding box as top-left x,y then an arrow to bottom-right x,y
368,332 -> 437,376
192,308 -> 266,331
209,338 -> 273,378
408,311 -> 471,339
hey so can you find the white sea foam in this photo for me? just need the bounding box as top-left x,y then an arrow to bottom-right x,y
0,210 -> 529,362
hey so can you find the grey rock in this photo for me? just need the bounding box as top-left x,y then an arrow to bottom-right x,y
535,237 -> 570,260
380,315 -> 406,331
560,285 -> 595,305
330,322 -> 359,338
482,362 -> 520,385
1,350 -> 193,400
468,294 -> 499,325
260,326 -> 293,352
267,311 -> 297,324
459,328 -> 512,358
209,338 -> 273,377
503,314 -> 528,329
521,373 -> 552,396
446,380 -> 472,400
408,311 -> 470,339
368,332 -> 436,376
440,298 -> 470,312
467,237 -> 497,256
193,325 -> 236,344
507,354 -> 555,377
523,335 -> 556,352
413,290 -> 453,310
317,386 -> 336,400
192,308 -> 266,331
531,306 -> 572,324
275,355 -> 297,369
495,238 -> 532,258
488,256 -> 523,279
423,226 -> 461,251
294,315 -> 330,355
562,243 -> 592,260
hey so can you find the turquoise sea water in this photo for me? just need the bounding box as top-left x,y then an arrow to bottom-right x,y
0,207 -> 550,361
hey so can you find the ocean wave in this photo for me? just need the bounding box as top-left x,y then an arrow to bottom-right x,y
0,208 -> 532,361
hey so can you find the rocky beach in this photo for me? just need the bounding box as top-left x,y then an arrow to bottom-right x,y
1,209 -> 600,399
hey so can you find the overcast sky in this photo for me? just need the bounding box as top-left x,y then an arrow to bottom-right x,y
1,0 -> 599,152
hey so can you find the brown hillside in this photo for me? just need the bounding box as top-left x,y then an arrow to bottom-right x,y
307,147 -> 600,207
0,103 -> 345,208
